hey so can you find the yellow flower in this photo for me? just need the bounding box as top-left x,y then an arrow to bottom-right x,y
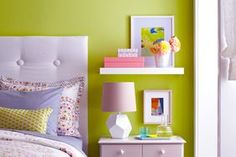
158,41 -> 171,54
169,36 -> 181,53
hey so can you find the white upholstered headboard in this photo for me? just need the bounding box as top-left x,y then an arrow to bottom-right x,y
0,36 -> 88,152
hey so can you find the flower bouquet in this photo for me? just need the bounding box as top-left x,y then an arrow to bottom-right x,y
150,36 -> 181,67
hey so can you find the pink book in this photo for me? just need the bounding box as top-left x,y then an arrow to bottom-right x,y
104,62 -> 144,68
104,57 -> 144,63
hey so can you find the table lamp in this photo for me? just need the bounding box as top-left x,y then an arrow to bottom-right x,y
102,82 -> 136,139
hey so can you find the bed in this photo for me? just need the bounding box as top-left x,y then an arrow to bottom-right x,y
0,36 -> 88,157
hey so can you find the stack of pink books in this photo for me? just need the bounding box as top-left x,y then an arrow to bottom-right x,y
104,57 -> 144,68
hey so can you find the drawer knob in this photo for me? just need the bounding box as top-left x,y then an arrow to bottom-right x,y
120,149 -> 125,155
160,149 -> 166,155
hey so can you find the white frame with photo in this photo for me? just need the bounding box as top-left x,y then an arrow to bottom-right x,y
143,90 -> 172,124
131,16 -> 175,67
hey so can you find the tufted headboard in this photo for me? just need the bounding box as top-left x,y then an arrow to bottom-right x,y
0,36 -> 88,152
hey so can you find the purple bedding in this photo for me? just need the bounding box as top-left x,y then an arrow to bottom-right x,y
0,129 -> 86,157
16,130 -> 83,151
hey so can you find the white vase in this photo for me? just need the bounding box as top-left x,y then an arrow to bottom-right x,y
154,52 -> 171,67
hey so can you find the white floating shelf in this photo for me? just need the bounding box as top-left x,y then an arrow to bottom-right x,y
100,67 -> 184,75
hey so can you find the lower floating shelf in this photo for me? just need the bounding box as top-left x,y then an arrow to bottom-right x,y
100,67 -> 184,75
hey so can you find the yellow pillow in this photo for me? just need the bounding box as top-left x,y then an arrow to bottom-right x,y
0,107 -> 52,133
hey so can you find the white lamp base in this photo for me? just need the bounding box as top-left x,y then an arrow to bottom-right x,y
106,113 -> 132,139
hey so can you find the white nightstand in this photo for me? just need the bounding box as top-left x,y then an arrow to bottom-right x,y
98,136 -> 186,157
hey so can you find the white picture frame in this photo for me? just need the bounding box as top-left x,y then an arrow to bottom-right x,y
131,16 -> 175,67
143,90 -> 172,124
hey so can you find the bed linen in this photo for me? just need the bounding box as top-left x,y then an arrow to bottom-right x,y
0,129 -> 86,157
16,130 -> 83,151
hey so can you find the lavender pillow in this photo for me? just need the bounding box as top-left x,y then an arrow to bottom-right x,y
0,76 -> 85,137
0,88 -> 63,135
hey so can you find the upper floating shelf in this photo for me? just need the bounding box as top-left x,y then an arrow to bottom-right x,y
99,67 -> 184,75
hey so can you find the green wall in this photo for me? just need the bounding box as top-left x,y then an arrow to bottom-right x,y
0,0 -> 194,156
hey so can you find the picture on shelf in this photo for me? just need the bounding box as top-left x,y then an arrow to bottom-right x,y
144,90 -> 172,124
141,27 -> 165,56
131,16 -> 174,67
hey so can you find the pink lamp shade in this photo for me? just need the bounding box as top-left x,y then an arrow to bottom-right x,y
102,82 -> 136,112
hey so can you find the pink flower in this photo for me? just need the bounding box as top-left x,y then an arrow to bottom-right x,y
169,36 -> 181,53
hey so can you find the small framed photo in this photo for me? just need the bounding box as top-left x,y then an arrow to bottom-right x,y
131,16 -> 174,67
143,90 -> 172,124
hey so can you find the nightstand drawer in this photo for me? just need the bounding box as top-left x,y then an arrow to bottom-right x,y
143,144 -> 183,157
100,145 -> 142,157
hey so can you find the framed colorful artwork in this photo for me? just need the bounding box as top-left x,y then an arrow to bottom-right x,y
131,16 -> 174,67
143,90 -> 172,124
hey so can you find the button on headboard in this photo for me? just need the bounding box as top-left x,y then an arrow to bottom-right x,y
0,36 -> 88,152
